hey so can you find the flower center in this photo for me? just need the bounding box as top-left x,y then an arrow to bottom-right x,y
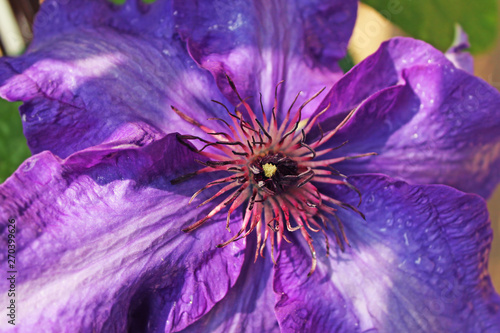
171,75 -> 374,275
261,162 -> 277,178
251,154 -> 299,194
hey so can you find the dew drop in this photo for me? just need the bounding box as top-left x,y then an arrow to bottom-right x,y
228,13 -> 243,31
23,159 -> 36,172
403,232 -> 409,246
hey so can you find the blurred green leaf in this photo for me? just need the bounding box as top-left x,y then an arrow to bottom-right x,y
361,0 -> 498,53
339,52 -> 355,73
0,98 -> 31,183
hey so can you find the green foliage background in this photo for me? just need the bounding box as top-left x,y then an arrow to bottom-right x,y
362,0 -> 498,53
0,99 -> 31,183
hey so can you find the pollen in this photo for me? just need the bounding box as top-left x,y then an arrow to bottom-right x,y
171,74 -> 375,276
262,163 -> 277,178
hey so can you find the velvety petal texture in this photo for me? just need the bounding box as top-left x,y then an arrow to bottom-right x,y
181,242 -> 279,333
0,0 -> 233,158
174,0 -> 357,120
0,134 -> 246,332
314,38 -> 500,198
274,175 -> 500,332
1,1 -> 500,332
0,0 -> 357,160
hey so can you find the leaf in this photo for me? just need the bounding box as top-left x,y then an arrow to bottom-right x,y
361,0 -> 498,53
339,52 -> 355,73
0,99 -> 31,183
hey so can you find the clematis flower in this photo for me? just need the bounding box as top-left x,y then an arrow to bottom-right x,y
1,0 -> 500,332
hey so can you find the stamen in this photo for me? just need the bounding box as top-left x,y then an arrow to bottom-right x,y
171,75 -> 375,276
299,129 -> 316,158
189,175 -> 242,204
262,163 -> 278,178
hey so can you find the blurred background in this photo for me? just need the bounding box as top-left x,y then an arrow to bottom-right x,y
0,0 -> 499,289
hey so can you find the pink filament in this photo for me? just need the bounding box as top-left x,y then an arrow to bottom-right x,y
172,78 -> 373,276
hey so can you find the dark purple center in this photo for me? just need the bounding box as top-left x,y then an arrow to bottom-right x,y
250,153 -> 299,194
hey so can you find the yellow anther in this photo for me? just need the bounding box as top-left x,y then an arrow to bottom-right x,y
263,163 -> 278,178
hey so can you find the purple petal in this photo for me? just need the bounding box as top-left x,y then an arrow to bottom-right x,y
174,0 -> 357,120
445,25 -> 474,74
314,38 -> 500,198
0,0 -> 231,158
0,133 -> 245,332
33,0 -> 173,41
274,175 -> 500,332
181,240 -> 279,333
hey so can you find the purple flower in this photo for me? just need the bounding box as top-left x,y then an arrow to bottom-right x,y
1,0 -> 500,332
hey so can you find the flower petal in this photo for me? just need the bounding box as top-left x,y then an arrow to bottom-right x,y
314,38 -> 500,198
445,26 -> 474,74
274,175 -> 500,332
33,0 -> 174,40
174,0 -> 357,120
181,239 -> 279,333
0,0 -> 231,158
0,133 -> 245,332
